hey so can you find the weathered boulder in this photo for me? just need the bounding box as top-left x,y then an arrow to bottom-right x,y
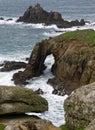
5,120 -> 61,130
12,29 -> 95,95
17,3 -> 85,28
64,82 -> 95,130
0,86 -> 48,115
0,61 -> 26,72
84,119 -> 95,130
35,88 -> 44,95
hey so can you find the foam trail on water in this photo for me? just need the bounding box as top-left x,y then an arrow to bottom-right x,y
26,55 -> 68,126
0,54 -> 68,126
43,31 -> 62,37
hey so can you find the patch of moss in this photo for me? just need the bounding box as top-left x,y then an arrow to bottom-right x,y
60,124 -> 69,130
60,29 -> 95,44
0,124 -> 6,130
76,127 -> 84,130
60,124 -> 84,130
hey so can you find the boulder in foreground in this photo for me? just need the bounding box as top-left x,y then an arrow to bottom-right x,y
5,120 -> 61,130
0,86 -> 48,115
64,82 -> 95,130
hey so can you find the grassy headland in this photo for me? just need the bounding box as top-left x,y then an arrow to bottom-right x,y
60,29 -> 95,44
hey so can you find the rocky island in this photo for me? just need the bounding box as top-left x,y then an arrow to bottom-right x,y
17,3 -> 85,28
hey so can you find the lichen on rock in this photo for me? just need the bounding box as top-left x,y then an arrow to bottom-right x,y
0,86 -> 48,115
64,82 -> 95,130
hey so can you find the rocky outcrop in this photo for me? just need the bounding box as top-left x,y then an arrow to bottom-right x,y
13,29 -> 95,95
0,86 -> 48,115
5,120 -> 61,130
17,3 -> 85,28
84,119 -> 95,130
64,82 -> 95,130
0,61 -> 26,72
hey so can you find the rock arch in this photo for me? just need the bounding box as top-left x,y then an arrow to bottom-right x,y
12,39 -> 55,85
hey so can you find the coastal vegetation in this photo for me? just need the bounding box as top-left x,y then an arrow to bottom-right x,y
61,29 -> 95,44
60,124 -> 84,130
0,124 -> 6,130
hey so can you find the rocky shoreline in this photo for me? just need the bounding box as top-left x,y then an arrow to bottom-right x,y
11,29 -> 95,95
1,25 -> 95,130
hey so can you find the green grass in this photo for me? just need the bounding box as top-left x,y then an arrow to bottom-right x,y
60,29 -> 95,44
60,124 -> 84,130
0,124 -> 6,130
60,124 -> 69,130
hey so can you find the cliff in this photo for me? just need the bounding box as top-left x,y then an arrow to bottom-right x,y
13,29 -> 95,95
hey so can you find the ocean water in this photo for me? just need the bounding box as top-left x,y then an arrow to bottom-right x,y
0,0 -> 95,126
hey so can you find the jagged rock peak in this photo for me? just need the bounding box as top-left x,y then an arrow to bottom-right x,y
17,3 -> 85,28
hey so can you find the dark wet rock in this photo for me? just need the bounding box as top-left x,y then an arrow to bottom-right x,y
35,88 -> 44,95
25,57 -> 29,61
0,61 -> 27,72
6,18 -> 13,21
17,3 -> 85,28
0,17 -> 4,20
13,29 -> 95,95
64,82 -> 95,130
0,86 -> 48,115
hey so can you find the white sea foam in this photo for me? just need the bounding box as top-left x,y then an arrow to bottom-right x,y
0,69 -> 24,86
1,17 -> 95,32
0,54 -> 68,126
0,17 -> 18,25
1,20 -> 95,126
26,55 -> 68,126
43,31 -> 62,37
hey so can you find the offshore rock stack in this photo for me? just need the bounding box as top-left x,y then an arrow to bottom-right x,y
17,3 -> 85,28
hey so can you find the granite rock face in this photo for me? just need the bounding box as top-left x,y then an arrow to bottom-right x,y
64,82 -> 95,130
84,119 -> 95,130
13,29 -> 95,95
0,86 -> 48,115
17,3 -> 85,28
5,120 -> 61,130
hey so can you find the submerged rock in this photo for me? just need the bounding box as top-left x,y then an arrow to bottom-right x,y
0,86 -> 48,115
0,61 -> 26,72
13,29 -> 95,95
64,82 -> 95,129
17,3 -> 85,28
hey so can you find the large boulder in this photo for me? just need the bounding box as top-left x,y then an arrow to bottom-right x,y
0,61 -> 26,72
0,86 -> 48,115
64,82 -> 95,130
17,3 -> 85,28
84,119 -> 95,130
5,120 -> 61,130
12,29 -> 95,95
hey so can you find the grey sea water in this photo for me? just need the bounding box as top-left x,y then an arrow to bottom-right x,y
0,0 -> 95,126
0,0 -> 95,59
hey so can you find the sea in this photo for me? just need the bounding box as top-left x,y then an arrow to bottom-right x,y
0,0 -> 95,127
